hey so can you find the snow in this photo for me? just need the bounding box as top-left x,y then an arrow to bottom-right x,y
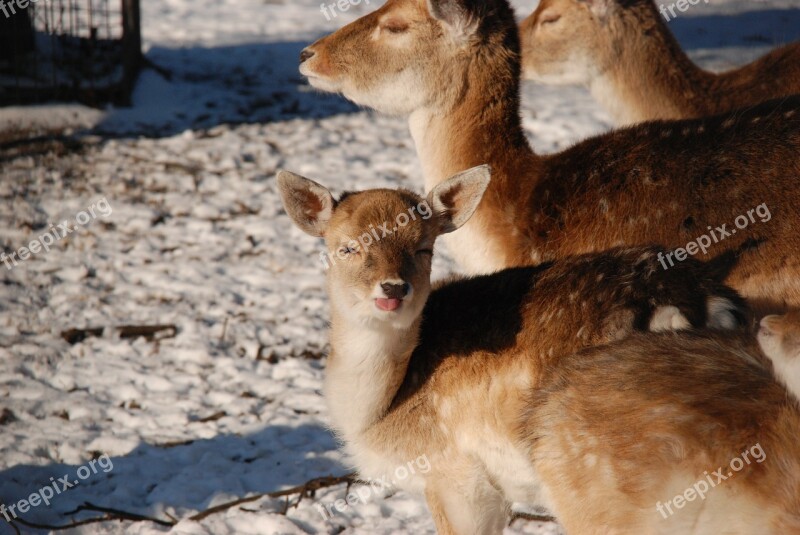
0,105 -> 104,141
1,0 -> 799,534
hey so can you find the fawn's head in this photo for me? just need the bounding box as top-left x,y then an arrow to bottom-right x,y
759,310 -> 800,362
299,0 -> 520,116
278,166 -> 490,329
519,0 -> 620,85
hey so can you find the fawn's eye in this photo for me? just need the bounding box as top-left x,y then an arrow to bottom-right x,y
338,245 -> 359,256
382,20 -> 410,34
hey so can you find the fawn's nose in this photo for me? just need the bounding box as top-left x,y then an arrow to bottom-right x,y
300,48 -> 315,64
381,282 -> 411,299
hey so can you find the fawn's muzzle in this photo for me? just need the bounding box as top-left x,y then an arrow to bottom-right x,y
381,282 -> 410,299
376,282 -> 411,312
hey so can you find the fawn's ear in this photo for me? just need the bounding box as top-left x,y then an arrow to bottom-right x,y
427,164 -> 491,234
427,0 -> 480,39
277,170 -> 335,237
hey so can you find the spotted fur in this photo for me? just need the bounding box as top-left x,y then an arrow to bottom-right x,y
279,172 -> 753,534
300,0 -> 800,316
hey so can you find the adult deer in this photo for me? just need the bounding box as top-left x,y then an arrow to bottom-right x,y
518,0 -> 800,125
298,0 -> 800,316
279,168 -> 798,534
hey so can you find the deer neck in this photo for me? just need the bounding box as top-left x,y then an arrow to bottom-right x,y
409,56 -> 539,193
409,57 -> 543,272
590,4 -> 714,123
325,308 -> 420,444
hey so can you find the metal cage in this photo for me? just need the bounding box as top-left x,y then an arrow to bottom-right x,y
0,0 -> 141,106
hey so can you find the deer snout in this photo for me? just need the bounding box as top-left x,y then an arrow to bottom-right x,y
298,43 -> 338,87
381,281 -> 410,299
375,280 -> 411,312
299,47 -> 315,64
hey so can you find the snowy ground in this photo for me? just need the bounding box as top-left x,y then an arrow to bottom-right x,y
1,0 -> 799,533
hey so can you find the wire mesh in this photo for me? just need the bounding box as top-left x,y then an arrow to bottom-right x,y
0,0 -> 140,106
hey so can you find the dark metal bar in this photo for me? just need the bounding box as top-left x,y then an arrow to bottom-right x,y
1,0 -> 140,106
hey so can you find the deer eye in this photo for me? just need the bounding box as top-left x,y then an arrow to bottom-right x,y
539,11 -> 562,25
382,20 -> 410,34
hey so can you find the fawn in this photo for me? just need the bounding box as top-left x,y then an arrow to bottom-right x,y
760,310 -> 800,403
518,0 -> 800,125
277,166 -> 760,534
298,0 -> 800,316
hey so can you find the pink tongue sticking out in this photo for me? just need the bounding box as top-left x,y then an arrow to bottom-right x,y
376,298 -> 402,312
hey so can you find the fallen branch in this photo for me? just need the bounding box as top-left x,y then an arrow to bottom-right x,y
4,473 -> 558,532
9,511 -> 150,532
61,324 -> 177,344
510,511 -> 558,525
4,473 -> 356,532
196,411 -> 227,423
189,473 -> 356,521
66,503 -> 175,526
118,324 -> 177,341
61,327 -> 103,345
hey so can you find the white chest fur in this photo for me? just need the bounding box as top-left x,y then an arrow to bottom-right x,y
440,218 -> 508,275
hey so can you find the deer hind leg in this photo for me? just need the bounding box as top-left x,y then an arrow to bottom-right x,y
425,464 -> 509,535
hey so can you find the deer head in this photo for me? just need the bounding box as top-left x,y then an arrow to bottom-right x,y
278,165 -> 491,329
299,0 -> 520,116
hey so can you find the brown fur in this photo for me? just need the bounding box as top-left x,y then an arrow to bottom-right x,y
374,248 -> 748,469
279,173 -> 762,534
762,309 -> 800,359
300,0 -> 800,316
519,0 -> 800,124
759,310 -> 800,404
525,331 -> 800,533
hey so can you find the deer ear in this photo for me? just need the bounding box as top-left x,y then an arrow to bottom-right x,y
577,0 -> 612,18
427,164 -> 491,234
427,0 -> 479,38
277,170 -> 335,238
